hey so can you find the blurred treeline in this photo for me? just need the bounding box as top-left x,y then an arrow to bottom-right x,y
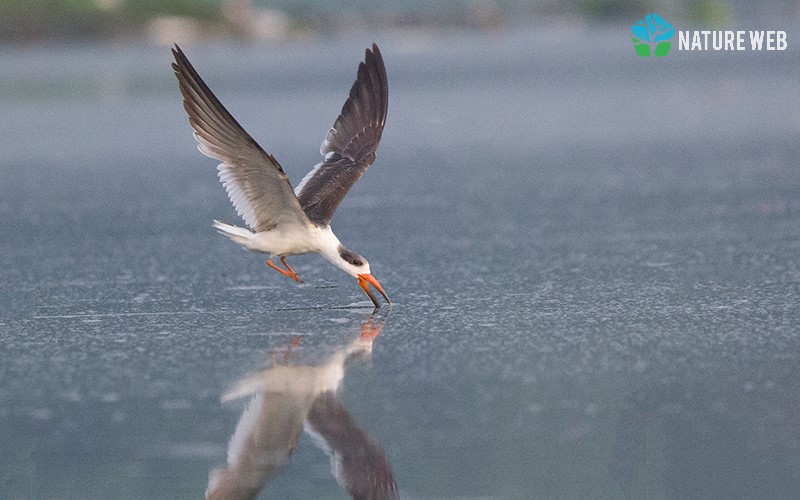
0,0 -> 794,43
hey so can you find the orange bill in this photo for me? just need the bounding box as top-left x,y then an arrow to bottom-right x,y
357,274 -> 391,308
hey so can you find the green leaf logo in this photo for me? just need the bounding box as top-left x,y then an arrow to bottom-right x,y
631,13 -> 675,57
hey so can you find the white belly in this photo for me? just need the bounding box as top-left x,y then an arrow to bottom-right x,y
250,224 -> 333,257
213,219 -> 342,260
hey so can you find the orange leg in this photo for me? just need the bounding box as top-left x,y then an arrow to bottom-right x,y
266,258 -> 303,283
280,257 -> 303,283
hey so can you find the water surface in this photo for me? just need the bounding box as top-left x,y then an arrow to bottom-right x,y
1,27 -> 800,499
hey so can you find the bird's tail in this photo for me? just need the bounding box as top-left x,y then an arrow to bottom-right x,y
212,220 -> 256,249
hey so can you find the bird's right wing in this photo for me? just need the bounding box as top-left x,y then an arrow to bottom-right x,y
294,44 -> 388,227
172,45 -> 309,232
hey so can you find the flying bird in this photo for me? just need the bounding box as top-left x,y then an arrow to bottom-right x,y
172,44 -> 391,307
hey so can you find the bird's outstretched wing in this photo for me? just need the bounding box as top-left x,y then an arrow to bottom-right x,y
172,45 -> 309,232
295,44 -> 389,227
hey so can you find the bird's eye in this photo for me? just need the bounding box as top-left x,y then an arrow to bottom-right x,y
353,259 -> 363,266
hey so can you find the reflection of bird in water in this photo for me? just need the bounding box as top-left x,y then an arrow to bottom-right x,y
206,315 -> 398,500
171,44 -> 391,308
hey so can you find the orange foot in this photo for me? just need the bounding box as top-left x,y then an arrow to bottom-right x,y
266,257 -> 303,283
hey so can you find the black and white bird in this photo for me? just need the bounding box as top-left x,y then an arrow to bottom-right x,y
172,44 -> 391,307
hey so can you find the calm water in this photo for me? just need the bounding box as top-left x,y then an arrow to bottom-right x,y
2,26 -> 800,499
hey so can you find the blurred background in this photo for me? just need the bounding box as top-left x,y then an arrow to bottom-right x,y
1,0 -> 799,44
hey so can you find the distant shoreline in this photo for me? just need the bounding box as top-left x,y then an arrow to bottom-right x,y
0,0 -> 753,44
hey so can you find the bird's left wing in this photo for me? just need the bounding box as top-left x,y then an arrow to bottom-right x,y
172,45 -> 309,232
294,44 -> 389,227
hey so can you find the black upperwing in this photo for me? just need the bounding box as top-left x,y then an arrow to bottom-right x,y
295,44 -> 389,227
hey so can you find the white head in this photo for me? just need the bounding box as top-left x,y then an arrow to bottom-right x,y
336,246 -> 372,277
323,244 -> 390,308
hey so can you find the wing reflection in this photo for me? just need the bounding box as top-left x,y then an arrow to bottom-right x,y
206,314 -> 398,500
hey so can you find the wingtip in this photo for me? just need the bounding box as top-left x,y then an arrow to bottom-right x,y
365,44 -> 386,86
367,43 -> 382,62
171,44 -> 185,73
171,44 -> 193,73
